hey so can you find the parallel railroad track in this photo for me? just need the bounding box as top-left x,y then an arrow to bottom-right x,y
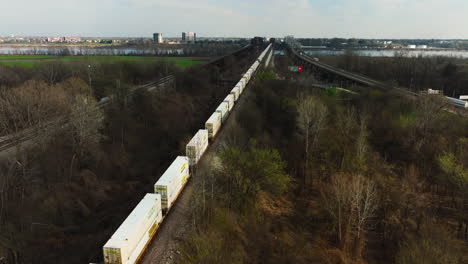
0,75 -> 175,153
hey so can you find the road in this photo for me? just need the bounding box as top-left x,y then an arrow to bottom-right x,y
139,67 -> 256,264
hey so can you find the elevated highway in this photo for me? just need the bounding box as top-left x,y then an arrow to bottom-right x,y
286,44 -> 419,98
284,41 -> 468,117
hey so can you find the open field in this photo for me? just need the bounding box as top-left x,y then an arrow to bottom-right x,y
0,55 -> 209,69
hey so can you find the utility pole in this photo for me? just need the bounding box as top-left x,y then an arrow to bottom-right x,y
87,65 -> 92,96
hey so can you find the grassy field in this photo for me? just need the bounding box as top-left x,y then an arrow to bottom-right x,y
0,55 -> 208,69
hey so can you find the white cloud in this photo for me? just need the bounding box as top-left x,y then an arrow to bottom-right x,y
0,0 -> 467,38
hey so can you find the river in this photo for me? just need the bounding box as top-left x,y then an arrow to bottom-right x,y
0,46 -> 187,56
3,46 -> 468,59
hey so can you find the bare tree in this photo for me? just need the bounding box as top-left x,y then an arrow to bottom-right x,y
351,174 -> 378,241
0,80 -> 70,137
334,107 -> 360,170
337,106 -> 357,140
413,94 -> 446,151
322,173 -> 379,260
322,173 -> 351,246
296,94 -> 328,184
355,113 -> 369,171
68,95 -> 104,158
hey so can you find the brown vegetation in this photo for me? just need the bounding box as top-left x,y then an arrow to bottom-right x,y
0,47 -> 260,263
177,61 -> 468,264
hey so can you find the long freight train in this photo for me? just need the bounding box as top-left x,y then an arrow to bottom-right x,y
102,44 -> 272,264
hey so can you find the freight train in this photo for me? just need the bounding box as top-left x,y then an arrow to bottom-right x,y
102,44 -> 272,264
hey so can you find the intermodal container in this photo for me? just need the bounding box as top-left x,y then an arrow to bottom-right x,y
154,156 -> 190,211
216,102 -> 229,122
236,83 -> 244,94
186,130 -> 209,166
205,112 -> 222,138
244,72 -> 251,82
241,75 -> 248,86
223,94 -> 235,111
237,79 -> 246,91
103,193 -> 163,264
230,86 -> 240,101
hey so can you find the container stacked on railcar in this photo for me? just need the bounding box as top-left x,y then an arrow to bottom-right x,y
186,130 -> 209,166
103,194 -> 163,264
205,112 -> 222,139
216,102 -> 230,122
224,94 -> 235,111
230,86 -> 240,101
154,156 -> 190,211
102,44 -> 272,264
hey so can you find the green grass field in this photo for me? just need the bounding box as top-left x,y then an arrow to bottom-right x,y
0,55 -> 208,69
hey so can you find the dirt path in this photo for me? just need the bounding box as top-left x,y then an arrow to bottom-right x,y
139,75 -> 255,264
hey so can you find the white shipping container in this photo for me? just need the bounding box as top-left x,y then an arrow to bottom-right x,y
186,130 -> 209,166
239,79 -> 246,91
216,102 -> 230,122
230,86 -> 240,101
242,75 -> 248,84
103,193 -> 163,264
245,73 -> 251,82
154,156 -> 190,211
236,83 -> 243,94
223,94 -> 235,111
253,62 -> 259,70
246,72 -> 252,81
205,112 -> 222,138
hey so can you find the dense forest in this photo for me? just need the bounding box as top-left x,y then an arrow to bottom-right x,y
0,46 -> 262,263
176,55 -> 468,264
0,45 -> 467,264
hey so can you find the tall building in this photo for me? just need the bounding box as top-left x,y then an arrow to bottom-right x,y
182,32 -> 196,43
153,33 -> 163,44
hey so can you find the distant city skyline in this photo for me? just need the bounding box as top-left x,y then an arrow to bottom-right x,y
1,0 -> 467,39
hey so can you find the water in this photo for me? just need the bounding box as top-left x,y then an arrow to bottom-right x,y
0,46 -> 186,56
304,49 -> 468,58
4,46 -> 468,59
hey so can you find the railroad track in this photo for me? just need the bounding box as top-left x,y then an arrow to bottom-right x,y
0,75 -> 175,154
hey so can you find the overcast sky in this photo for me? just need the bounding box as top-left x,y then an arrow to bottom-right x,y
1,0 -> 467,38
